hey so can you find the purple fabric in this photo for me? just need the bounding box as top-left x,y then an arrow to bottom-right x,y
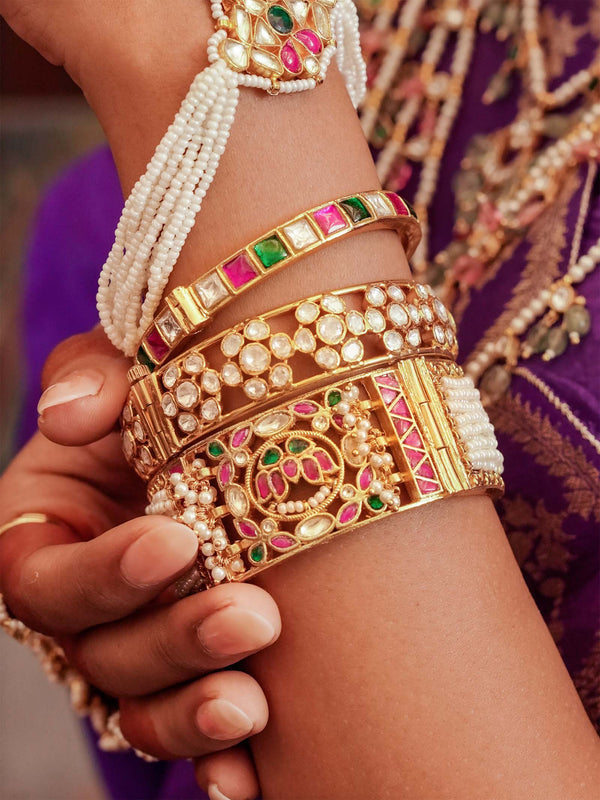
18,1 -> 600,795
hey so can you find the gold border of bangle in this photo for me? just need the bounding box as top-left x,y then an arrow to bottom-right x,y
137,190 -> 422,368
0,513 -> 63,538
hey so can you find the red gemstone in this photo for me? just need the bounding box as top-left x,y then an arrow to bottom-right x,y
403,430 -> 423,449
268,470 -> 287,498
404,447 -> 423,468
376,373 -> 400,388
358,465 -> 373,490
313,448 -> 335,472
231,426 -> 251,448
302,457 -> 321,482
416,460 -> 435,479
256,472 -> 270,500
237,519 -> 259,538
145,326 -> 169,361
394,418 -> 411,436
270,534 -> 297,549
417,478 -> 440,495
391,397 -> 410,417
385,192 -> 409,216
218,461 -> 233,486
282,458 -> 299,479
312,204 -> 348,236
294,28 -> 322,54
338,501 -> 360,525
281,41 -> 302,74
222,253 -> 259,289
294,401 -> 319,416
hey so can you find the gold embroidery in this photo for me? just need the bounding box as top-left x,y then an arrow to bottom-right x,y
490,391 -> 600,523
539,8 -> 588,79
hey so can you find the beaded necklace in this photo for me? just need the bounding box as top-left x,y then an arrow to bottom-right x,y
357,0 -> 600,400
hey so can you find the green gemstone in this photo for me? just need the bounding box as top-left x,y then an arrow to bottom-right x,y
262,447 -> 281,466
367,495 -> 384,510
565,305 -> 591,337
526,322 -> 550,354
404,199 -> 418,220
288,437 -> 309,454
327,389 -> 342,406
340,197 -> 371,223
208,442 -> 225,458
253,235 -> 288,268
546,327 -> 569,358
136,347 -> 156,372
250,544 -> 265,563
267,5 -> 293,33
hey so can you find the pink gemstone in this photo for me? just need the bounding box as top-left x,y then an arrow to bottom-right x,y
145,326 -> 169,361
333,414 -> 344,427
394,418 -> 411,436
281,41 -> 302,74
231,426 -> 251,449
314,448 -> 335,472
218,461 -> 233,486
257,472 -> 270,500
268,470 -> 286,498
376,373 -> 400,388
294,28 -> 322,54
282,458 -> 298,479
391,397 -> 410,417
302,457 -> 320,482
270,534 -> 297,549
222,253 -> 258,289
168,460 -> 183,474
385,192 -> 409,216
416,460 -> 435,479
404,447 -> 423,468
237,519 -> 258,538
358,465 -> 373,491
380,387 -> 398,405
339,502 -> 360,524
294,401 -> 319,416
403,430 -> 423,449
417,478 -> 440,495
312,204 -> 348,236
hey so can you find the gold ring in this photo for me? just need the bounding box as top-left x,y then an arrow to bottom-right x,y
0,513 -> 64,538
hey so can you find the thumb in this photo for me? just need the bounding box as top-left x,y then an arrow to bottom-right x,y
37,325 -> 131,446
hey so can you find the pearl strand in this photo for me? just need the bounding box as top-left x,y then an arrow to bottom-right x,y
97,6 -> 367,355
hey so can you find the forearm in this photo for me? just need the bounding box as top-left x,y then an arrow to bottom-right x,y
88,17 -> 600,799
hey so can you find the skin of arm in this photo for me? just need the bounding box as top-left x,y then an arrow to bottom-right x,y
6,2 -> 600,796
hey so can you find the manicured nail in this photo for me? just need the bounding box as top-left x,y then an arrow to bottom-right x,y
38,371 -> 105,416
198,606 -> 277,656
197,699 -> 254,741
120,524 -> 198,587
208,783 -> 233,800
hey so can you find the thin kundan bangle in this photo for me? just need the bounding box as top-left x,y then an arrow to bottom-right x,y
136,190 -> 421,369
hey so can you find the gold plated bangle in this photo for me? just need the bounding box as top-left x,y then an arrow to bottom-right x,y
0,513 -> 64,538
122,281 -> 457,478
144,357 -> 504,590
136,190 -> 421,369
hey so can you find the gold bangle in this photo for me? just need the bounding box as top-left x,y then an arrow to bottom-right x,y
0,513 -> 64,538
136,190 -> 421,369
122,281 -> 457,478
144,356 -> 504,590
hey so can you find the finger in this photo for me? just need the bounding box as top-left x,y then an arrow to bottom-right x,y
66,583 -> 281,696
195,745 -> 261,800
0,516 -> 198,635
37,325 -> 130,446
120,671 -> 268,760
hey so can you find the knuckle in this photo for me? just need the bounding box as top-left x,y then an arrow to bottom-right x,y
151,605 -> 204,675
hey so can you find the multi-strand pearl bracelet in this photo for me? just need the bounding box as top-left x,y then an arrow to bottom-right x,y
97,0 -> 367,357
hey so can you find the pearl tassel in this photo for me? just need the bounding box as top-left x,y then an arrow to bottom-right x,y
97,4 -> 367,356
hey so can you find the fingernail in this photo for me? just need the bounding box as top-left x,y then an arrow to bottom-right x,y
208,783 -> 233,800
38,370 -> 105,415
197,699 -> 254,741
120,524 -> 198,587
198,606 -> 276,656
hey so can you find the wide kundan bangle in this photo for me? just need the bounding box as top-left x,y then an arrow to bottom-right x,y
144,356 -> 504,590
122,282 -> 457,478
136,190 -> 421,369
97,0 -> 367,356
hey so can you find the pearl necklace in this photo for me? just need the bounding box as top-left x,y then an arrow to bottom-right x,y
97,0 -> 366,356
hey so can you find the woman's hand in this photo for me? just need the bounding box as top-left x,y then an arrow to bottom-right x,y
0,328 -> 278,800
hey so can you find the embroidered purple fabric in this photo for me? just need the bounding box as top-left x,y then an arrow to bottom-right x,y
17,2 -> 599,797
